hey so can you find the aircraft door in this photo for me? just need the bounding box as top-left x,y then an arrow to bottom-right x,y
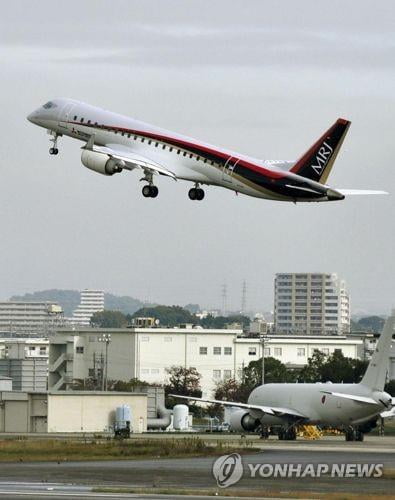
58,102 -> 75,133
222,156 -> 239,183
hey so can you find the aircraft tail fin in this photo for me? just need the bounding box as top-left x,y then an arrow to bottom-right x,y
290,118 -> 351,183
360,313 -> 395,391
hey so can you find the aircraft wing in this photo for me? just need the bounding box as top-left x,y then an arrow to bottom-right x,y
321,391 -> 379,405
336,189 -> 388,196
84,137 -> 177,179
169,394 -> 307,419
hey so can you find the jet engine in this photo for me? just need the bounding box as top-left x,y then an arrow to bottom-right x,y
229,409 -> 260,432
81,150 -> 124,176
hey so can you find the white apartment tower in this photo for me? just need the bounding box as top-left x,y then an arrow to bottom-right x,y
274,273 -> 350,335
71,290 -> 104,326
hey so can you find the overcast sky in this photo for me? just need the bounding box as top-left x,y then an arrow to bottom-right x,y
0,0 -> 394,315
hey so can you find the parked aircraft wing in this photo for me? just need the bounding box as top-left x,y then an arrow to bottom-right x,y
321,391 -> 379,405
170,394 -> 307,419
85,139 -> 177,179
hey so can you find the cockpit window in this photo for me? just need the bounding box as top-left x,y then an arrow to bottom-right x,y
43,101 -> 57,109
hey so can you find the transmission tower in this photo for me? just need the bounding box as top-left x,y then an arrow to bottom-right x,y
241,280 -> 247,314
221,283 -> 227,316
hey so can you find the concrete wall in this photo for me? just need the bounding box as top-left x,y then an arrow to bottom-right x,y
47,392 -> 147,433
0,391 -> 47,433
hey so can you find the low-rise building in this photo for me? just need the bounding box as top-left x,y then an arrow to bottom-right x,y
49,327 -> 370,397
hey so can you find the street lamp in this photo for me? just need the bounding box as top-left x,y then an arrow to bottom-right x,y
260,332 -> 269,385
98,333 -> 111,391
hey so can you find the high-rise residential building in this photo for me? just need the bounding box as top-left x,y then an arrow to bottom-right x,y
274,273 -> 350,335
0,301 -> 63,336
71,289 -> 105,326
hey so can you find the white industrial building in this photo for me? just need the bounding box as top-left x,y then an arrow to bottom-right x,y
0,301 -> 63,335
274,273 -> 350,335
49,326 -> 370,398
70,289 -> 105,326
0,390 -> 147,433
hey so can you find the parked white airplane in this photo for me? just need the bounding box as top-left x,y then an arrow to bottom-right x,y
28,99 -> 387,202
173,314 -> 395,441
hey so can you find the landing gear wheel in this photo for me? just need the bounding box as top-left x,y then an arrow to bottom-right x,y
49,148 -> 59,155
188,188 -> 197,200
142,185 -> 158,198
150,186 -> 158,198
142,185 -> 152,198
345,428 -> 356,441
196,188 -> 205,201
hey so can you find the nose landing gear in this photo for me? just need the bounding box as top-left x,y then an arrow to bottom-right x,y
48,131 -> 60,155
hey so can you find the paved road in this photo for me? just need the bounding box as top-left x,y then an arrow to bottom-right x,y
0,445 -> 394,498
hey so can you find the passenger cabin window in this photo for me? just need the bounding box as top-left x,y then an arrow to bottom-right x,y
73,115 -> 77,120
80,118 -> 84,123
148,140 -> 152,145
87,119 -> 91,124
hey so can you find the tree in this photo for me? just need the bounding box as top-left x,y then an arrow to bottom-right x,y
200,314 -> 250,329
184,303 -> 200,314
298,350 -> 327,382
90,310 -> 131,328
384,379 -> 395,396
243,357 -> 296,390
132,305 -> 197,327
164,365 -> 202,410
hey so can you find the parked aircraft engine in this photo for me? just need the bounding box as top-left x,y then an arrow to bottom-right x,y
229,409 -> 260,432
81,150 -> 124,176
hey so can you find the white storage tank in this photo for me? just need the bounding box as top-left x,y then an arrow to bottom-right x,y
173,404 -> 189,430
115,404 -> 132,436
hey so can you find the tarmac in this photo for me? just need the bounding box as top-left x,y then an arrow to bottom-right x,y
0,434 -> 393,499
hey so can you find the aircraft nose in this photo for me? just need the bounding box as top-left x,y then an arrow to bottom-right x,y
27,110 -> 40,125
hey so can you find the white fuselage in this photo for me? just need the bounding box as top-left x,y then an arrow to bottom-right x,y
27,98 -> 333,202
248,383 -> 390,426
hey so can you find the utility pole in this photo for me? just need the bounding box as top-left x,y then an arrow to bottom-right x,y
98,334 -> 111,391
260,333 -> 268,385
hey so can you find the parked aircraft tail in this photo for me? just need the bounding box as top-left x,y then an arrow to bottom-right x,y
360,313 -> 395,391
290,118 -> 351,183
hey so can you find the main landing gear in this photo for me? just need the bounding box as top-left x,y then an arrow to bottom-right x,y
141,170 -> 158,198
49,131 -> 60,155
345,426 -> 364,441
278,426 -> 297,440
188,185 -> 205,201
142,185 -> 158,198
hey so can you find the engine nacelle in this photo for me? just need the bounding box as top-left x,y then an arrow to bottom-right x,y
229,409 -> 260,433
81,149 -> 124,176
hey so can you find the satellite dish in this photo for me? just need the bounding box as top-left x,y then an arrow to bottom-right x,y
155,319 -> 160,325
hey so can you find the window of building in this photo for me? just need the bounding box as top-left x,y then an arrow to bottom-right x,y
274,347 -> 282,356
297,347 -> 305,357
39,347 -> 46,354
199,347 -> 207,355
224,347 -> 232,355
224,370 -> 232,380
213,369 -> 221,380
264,347 -> 271,356
76,346 -> 84,354
334,348 -> 342,355
141,336 -> 150,342
248,347 -> 257,355
322,348 -> 329,355
141,368 -> 149,374
151,368 -> 159,374
189,337 -> 197,342
213,346 -> 221,355
164,337 -> 172,342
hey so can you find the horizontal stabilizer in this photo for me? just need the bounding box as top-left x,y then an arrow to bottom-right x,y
321,391 -> 378,405
337,189 -> 389,196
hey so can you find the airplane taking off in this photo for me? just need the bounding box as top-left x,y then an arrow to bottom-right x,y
172,314 -> 395,441
27,99 -> 387,202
